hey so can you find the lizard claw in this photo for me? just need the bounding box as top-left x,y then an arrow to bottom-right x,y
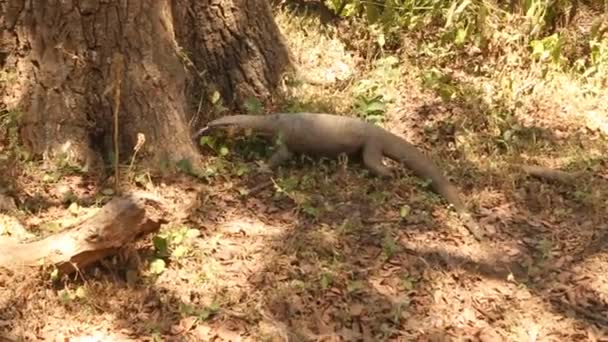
257,161 -> 274,174
459,212 -> 485,240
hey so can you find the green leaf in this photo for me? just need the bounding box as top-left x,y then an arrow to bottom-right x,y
180,302 -> 195,315
210,91 -> 221,104
176,158 -> 193,174
320,273 -> 332,289
208,301 -> 221,312
365,3 -> 380,24
302,203 -> 320,218
153,236 -> 169,257
198,136 -> 215,148
235,164 -> 250,176
219,146 -> 230,156
455,27 -> 468,45
75,286 -> 87,299
198,302 -> 220,321
364,100 -> 386,113
454,0 -> 472,17
347,280 -> 365,293
149,258 -> 166,274
134,173 -> 148,185
399,205 -> 411,218
377,33 -> 386,48
50,268 -> 59,281
172,245 -> 188,258
185,228 -> 201,239
58,290 -> 72,304
444,1 -> 459,28
402,277 -> 415,290
419,178 -> 433,188
243,97 -> 263,114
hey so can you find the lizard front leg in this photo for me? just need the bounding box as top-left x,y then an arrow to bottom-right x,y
268,143 -> 294,169
258,135 -> 293,174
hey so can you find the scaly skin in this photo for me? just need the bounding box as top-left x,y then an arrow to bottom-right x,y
199,113 -> 484,239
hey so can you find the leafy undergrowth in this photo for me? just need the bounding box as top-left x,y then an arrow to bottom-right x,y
2,4 -> 608,342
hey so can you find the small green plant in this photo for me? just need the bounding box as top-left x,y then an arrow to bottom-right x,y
400,273 -> 418,291
198,135 -> 230,157
57,289 -> 73,305
56,286 -> 88,305
0,110 -> 22,151
351,55 -> 400,123
243,96 -> 264,114
399,204 -> 411,219
420,68 -> 459,100
175,158 -> 217,180
382,232 -> 400,259
390,299 -> 410,324
209,90 -> 228,114
530,33 -> 564,67
149,258 -> 166,275
354,95 -> 386,124
582,18 -> 608,81
320,272 -> 334,290
175,158 -> 195,175
179,301 -> 221,322
271,175 -> 325,218
368,189 -> 389,205
0,70 -> 18,84
39,221 -> 63,234
302,200 -> 322,218
346,280 -> 366,295
133,172 -> 154,188
49,268 -> 60,281
337,218 -> 363,234
273,175 -> 300,196
150,226 -> 201,274
537,238 -> 553,260
232,162 -> 251,177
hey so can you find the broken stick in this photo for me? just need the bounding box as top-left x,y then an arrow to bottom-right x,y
0,193 -> 165,275
521,165 -> 582,184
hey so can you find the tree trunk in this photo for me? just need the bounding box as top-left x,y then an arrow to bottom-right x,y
0,0 -> 290,172
172,0 -> 292,119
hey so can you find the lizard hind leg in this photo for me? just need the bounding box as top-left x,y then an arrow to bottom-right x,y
362,143 -> 393,178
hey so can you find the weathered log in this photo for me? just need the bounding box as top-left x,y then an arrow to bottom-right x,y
0,193 -> 165,275
521,165 -> 582,184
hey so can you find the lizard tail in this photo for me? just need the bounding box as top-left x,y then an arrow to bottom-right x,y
381,134 -> 467,212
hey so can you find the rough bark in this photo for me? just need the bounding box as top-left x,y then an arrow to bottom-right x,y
0,193 -> 164,275
0,0 -> 290,171
172,0 -> 291,123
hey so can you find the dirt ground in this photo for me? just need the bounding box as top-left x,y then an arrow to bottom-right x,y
2,6 -> 608,342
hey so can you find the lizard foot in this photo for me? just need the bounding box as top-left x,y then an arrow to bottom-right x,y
256,161 -> 274,174
459,212 -> 485,241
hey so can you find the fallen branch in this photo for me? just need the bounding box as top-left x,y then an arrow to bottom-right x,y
521,165 -> 582,185
0,193 -> 165,275
550,297 -> 608,327
246,180 -> 274,196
